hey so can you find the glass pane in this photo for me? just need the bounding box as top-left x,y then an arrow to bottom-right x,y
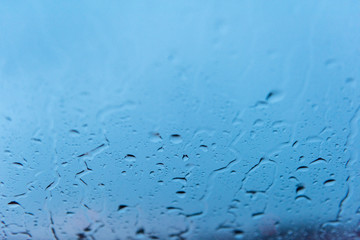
1,1 -> 360,239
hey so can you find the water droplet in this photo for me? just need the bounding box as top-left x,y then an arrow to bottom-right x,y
124,154 -> 136,162
296,184 -> 305,194
176,190 -> 186,198
200,145 -> 208,152
234,229 -> 244,239
149,132 -> 162,143
170,134 -> 182,144
265,90 -> 283,103
136,228 -> 145,235
118,205 -> 128,211
324,179 -> 336,186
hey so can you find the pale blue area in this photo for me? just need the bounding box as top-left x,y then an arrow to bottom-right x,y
1,1 -> 360,239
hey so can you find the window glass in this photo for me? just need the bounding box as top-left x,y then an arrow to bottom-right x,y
1,1 -> 360,239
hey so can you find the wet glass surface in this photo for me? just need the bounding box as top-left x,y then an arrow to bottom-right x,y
1,1 -> 360,239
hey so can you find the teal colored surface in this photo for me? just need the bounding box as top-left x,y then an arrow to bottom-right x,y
1,1 -> 360,239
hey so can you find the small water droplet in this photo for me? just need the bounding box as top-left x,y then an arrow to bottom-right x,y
182,154 -> 189,161
124,154 -> 136,162
170,134 -> 182,144
324,179 -> 336,186
200,145 -> 208,152
296,184 -> 305,194
118,205 -> 128,211
265,90 -> 283,103
234,229 -> 244,239
136,228 -> 145,235
176,190 -> 186,198
149,132 -> 162,143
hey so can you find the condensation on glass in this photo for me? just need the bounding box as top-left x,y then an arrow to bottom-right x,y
0,1 -> 360,240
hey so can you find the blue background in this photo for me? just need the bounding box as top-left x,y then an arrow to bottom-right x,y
1,1 -> 360,239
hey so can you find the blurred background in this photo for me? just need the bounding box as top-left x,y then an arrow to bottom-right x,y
1,1 -> 360,239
